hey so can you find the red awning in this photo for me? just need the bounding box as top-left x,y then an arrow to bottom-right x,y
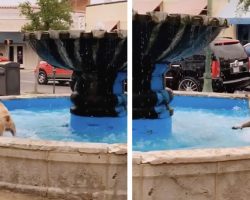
133,0 -> 163,14
164,0 -> 207,15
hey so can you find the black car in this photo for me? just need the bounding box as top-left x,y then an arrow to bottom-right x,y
165,38 -> 250,92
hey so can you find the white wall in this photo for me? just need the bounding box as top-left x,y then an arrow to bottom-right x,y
86,1 -> 127,31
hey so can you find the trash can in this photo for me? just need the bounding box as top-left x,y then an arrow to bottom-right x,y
0,62 -> 20,95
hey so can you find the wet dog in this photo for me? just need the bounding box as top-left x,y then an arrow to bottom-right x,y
0,102 -> 16,136
232,121 -> 250,130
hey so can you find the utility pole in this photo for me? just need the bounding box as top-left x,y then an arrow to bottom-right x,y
202,0 -> 213,92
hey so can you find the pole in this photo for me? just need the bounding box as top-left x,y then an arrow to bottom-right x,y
33,57 -> 40,94
53,67 -> 56,94
202,0 -> 213,92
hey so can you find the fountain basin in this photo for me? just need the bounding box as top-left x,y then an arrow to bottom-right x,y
133,91 -> 250,200
0,94 -> 127,200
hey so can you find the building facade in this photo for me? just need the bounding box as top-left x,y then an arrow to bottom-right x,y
0,0 -> 89,70
133,0 -> 250,44
85,1 -> 127,32
0,6 -> 36,69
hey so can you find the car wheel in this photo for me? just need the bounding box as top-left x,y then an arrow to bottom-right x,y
37,71 -> 48,85
178,77 -> 201,92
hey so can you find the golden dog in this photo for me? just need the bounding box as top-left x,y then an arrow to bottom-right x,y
0,102 -> 16,136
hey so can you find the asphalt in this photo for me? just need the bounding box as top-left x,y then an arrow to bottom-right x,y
20,69 -> 71,95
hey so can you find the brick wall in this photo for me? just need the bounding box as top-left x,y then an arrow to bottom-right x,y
70,0 -> 90,12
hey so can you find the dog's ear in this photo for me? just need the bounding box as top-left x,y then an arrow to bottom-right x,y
4,116 -> 10,122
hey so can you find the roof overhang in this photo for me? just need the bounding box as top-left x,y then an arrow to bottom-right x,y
0,32 -> 24,44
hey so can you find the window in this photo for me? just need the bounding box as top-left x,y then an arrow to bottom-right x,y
237,25 -> 250,45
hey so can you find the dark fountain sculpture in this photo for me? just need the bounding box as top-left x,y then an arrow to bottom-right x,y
24,30 -> 127,133
24,12 -> 227,142
133,12 -> 228,144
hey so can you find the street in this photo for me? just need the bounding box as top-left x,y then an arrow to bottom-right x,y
20,69 -> 71,95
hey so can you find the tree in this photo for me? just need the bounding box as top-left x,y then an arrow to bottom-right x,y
19,0 -> 73,31
238,0 -> 250,11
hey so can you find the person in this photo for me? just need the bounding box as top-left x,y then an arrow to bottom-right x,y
232,121 -> 250,130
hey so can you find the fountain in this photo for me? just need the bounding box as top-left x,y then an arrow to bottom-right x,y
0,30 -> 127,199
24,30 -> 127,132
131,12 -> 250,200
132,12 -> 227,142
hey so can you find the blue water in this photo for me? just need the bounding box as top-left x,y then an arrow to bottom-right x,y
1,98 -> 127,144
2,96 -> 250,151
133,96 -> 250,151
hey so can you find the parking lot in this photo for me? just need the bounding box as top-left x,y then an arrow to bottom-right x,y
20,69 -> 71,95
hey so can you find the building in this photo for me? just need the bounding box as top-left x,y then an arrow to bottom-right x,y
0,0 -> 89,70
85,1 -> 127,31
215,0 -> 250,45
70,0 -> 89,30
133,0 -> 250,44
0,5 -> 36,69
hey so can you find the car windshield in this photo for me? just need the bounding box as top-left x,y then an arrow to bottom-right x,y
211,42 -> 247,60
244,44 -> 250,56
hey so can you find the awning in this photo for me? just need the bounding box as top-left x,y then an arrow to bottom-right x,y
133,0 -> 163,14
218,0 -> 250,24
164,0 -> 207,15
94,21 -> 120,31
0,32 -> 23,44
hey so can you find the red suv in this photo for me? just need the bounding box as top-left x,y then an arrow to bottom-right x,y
35,61 -> 73,85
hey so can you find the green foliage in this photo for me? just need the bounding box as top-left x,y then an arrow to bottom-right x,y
238,0 -> 250,11
19,0 -> 72,31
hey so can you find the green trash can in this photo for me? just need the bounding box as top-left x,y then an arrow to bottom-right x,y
0,62 -> 20,96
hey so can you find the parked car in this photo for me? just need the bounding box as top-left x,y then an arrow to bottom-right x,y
35,61 -> 73,85
165,38 -> 250,93
0,56 -> 9,62
244,43 -> 250,56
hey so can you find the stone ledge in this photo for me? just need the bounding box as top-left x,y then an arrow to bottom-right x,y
134,147 -> 250,165
0,137 -> 126,155
173,90 -> 249,99
0,93 -> 70,100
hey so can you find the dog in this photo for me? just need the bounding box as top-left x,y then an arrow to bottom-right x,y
0,102 -> 16,136
232,121 -> 250,130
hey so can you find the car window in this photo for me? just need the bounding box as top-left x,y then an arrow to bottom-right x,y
244,45 -> 250,56
211,42 -> 247,60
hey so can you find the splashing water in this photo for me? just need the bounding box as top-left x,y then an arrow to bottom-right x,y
133,106 -> 250,152
8,108 -> 126,144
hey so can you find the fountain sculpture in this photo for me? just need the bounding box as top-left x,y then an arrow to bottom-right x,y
24,30 -> 127,131
24,12 -> 227,138
133,12 -> 228,140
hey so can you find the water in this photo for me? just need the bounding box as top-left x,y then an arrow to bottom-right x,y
3,96 -> 250,150
2,98 -> 126,144
133,96 -> 250,152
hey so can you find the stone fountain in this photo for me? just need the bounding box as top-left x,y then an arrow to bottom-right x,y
24,30 -> 127,132
132,12 -> 228,140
